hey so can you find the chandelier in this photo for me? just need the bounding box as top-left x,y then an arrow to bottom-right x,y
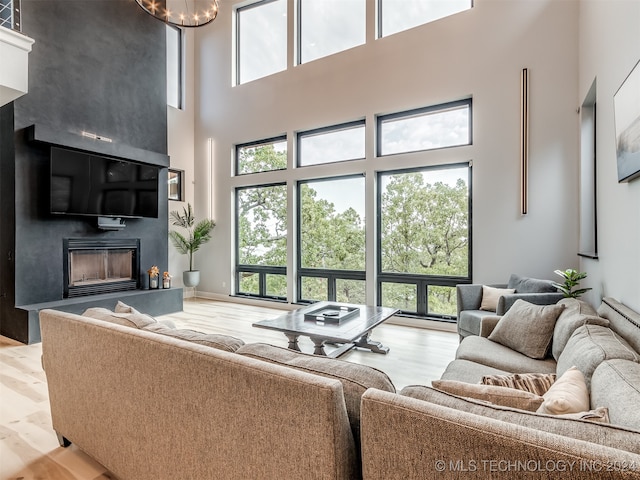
135,0 -> 219,28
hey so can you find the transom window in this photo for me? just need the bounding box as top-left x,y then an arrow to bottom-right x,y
297,121 -> 365,167
377,99 -> 472,156
236,0 -> 287,85
236,136 -> 287,175
298,0 -> 366,64
378,0 -> 473,38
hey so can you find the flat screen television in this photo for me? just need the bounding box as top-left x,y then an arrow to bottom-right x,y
50,146 -> 159,218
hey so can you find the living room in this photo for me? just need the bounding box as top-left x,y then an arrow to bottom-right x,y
1,0 -> 639,478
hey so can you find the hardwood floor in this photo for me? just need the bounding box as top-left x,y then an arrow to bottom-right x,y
0,298 -> 458,480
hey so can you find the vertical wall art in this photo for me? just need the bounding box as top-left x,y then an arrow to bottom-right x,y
614,59 -> 640,183
520,68 -> 529,214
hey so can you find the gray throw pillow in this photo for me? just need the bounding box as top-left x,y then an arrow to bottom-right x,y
83,307 -> 156,329
551,298 -> 609,361
488,300 -> 565,359
507,274 -> 557,293
143,324 -> 245,352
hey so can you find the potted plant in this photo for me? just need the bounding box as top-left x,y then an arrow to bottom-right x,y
552,269 -> 592,298
169,203 -> 216,288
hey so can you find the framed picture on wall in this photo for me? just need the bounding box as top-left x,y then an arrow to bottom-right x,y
614,59 -> 640,183
168,169 -> 184,201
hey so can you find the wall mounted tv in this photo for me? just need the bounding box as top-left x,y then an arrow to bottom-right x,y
50,146 -> 159,218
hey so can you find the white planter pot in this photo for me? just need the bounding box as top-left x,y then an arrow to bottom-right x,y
183,270 -> 200,288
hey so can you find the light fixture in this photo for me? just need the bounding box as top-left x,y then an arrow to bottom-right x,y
135,0 -> 219,28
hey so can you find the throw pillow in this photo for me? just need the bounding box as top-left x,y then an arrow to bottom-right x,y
481,372 -> 556,396
480,286 -> 515,311
551,298 -> 608,361
430,379 -> 544,412
556,407 -> 610,424
143,324 -> 245,352
507,274 -> 558,293
537,366 -> 590,415
114,301 -> 176,329
83,307 -> 156,329
488,299 -> 565,359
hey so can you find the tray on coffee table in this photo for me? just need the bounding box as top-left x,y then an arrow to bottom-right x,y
303,304 -> 359,324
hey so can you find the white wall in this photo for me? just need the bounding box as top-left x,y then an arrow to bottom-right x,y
167,28 -> 196,289
190,0 -> 581,302
578,0 -> 640,311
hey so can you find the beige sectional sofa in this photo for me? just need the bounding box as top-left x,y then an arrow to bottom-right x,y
39,297 -> 640,479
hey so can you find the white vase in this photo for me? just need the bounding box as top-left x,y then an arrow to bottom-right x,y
183,270 -> 200,288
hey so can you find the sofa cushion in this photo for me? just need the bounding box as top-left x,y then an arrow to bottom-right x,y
591,359 -> 640,430
507,274 -> 557,293
115,301 -> 177,329
143,324 -> 245,352
399,385 -> 640,455
236,342 -> 395,445
557,324 -> 640,389
430,379 -> 544,411
480,286 -> 515,311
440,359 -> 511,384
537,366 -> 589,415
83,307 -> 156,329
488,300 -> 565,359
457,310 -> 499,337
551,298 -> 608,361
456,335 -> 557,374
481,372 -> 556,396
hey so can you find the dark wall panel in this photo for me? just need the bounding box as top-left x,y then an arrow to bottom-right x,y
2,0 -> 177,342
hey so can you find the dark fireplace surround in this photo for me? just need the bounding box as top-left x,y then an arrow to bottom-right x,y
64,238 -> 140,298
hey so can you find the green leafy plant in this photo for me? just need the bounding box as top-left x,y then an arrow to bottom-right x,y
552,269 -> 592,298
169,204 -> 216,272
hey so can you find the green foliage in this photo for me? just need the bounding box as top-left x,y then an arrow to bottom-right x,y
236,145 -> 469,315
169,204 -> 216,271
552,269 -> 592,298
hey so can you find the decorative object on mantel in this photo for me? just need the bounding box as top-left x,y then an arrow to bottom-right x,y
552,269 -> 592,298
135,0 -> 219,28
163,271 -> 172,289
169,203 -> 216,288
148,265 -> 160,289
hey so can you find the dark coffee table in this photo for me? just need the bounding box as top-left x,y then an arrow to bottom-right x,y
252,302 -> 399,358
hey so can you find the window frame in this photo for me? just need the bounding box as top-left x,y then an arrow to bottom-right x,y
235,135 -> 288,176
376,162 -> 473,320
235,181 -> 288,301
376,98 -> 473,157
236,0 -> 287,86
296,174 -> 366,304
166,24 -> 183,110
296,119 -> 366,168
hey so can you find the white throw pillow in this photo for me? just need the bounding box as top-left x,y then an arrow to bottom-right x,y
537,366 -> 589,415
480,285 -> 515,311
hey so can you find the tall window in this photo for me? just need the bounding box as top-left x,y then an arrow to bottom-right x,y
298,176 -> 366,303
378,164 -> 471,318
166,25 -> 182,109
237,0 -> 287,85
297,120 -> 365,167
378,0 -> 472,38
298,0 -> 366,64
236,184 -> 288,299
377,99 -> 471,156
236,136 -> 287,175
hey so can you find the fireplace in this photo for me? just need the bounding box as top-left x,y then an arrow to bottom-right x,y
63,239 -> 140,298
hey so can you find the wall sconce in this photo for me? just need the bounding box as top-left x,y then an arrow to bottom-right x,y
520,68 -> 529,215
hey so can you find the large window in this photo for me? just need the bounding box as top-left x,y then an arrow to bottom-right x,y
236,136 -> 287,175
236,183 -> 288,300
378,0 -> 472,38
377,99 -> 471,156
298,176 -> 366,303
378,164 -> 471,318
298,0 -> 366,64
297,121 -> 365,167
237,0 -> 287,85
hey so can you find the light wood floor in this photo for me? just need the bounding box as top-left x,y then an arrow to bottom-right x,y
0,298 -> 458,480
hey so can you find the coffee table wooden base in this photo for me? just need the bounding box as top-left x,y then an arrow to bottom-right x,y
307,331 -> 389,358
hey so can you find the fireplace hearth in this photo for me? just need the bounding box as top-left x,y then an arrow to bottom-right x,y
64,239 -> 140,298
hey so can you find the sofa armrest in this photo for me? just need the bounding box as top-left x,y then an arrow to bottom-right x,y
496,292 -> 564,315
479,316 -> 501,337
457,283 -> 507,315
361,389 -> 640,480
